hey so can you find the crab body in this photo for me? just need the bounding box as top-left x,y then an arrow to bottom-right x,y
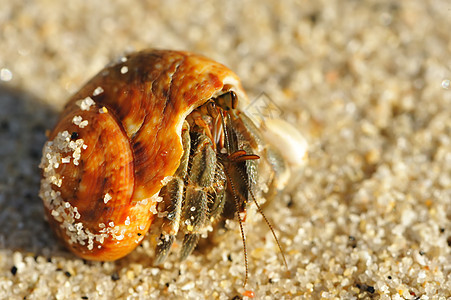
40,49 -> 304,264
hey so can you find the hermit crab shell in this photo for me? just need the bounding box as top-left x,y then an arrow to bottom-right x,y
40,50 -> 248,261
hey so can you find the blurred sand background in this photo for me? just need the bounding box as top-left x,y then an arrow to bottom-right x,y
0,0 -> 450,299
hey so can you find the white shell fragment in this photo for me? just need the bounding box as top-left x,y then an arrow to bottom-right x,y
72,115 -> 88,128
76,97 -> 96,111
103,193 -> 112,204
93,86 -> 104,96
120,66 -> 128,74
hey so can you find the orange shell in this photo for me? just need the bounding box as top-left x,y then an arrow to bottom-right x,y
40,50 -> 248,261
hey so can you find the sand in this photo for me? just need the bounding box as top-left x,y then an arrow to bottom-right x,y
0,0 -> 450,299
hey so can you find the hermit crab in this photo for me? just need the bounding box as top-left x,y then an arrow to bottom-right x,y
39,49 -> 307,284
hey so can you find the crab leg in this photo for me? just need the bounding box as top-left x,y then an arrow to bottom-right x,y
155,121 -> 191,264
180,133 -> 217,260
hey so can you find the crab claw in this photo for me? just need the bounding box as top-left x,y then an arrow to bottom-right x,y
261,118 -> 308,190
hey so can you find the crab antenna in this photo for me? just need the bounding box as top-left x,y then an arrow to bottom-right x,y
235,163 -> 289,270
222,164 -> 249,287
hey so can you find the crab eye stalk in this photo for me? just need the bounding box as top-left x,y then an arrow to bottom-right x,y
216,91 -> 238,111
